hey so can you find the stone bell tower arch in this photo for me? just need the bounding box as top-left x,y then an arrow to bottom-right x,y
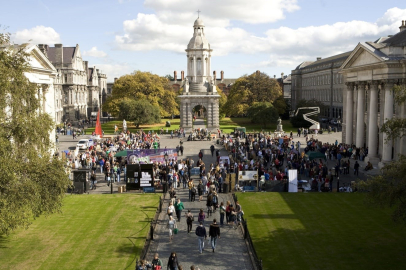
179,16 -> 220,132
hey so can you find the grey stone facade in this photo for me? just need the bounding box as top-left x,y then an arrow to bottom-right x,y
291,52 -> 350,120
38,44 -> 107,122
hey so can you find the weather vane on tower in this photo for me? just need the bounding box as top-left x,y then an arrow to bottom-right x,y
197,9 -> 201,18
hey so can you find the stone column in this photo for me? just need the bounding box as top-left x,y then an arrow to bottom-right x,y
381,81 -> 395,164
345,83 -> 354,145
193,56 -> 196,82
356,83 -> 365,148
365,82 -> 379,163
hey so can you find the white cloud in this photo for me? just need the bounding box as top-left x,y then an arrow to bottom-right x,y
94,63 -> 133,80
83,47 -> 107,58
144,0 -> 300,24
12,25 -> 61,44
115,5 -> 406,71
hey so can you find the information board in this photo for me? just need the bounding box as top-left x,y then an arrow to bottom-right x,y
126,164 -> 154,190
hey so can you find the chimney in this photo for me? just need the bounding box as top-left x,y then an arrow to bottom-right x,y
317,57 -> 322,61
38,44 -> 48,58
181,71 -> 184,81
174,71 -> 177,81
220,70 -> 224,80
400,20 -> 406,32
256,70 -> 260,76
213,70 -> 217,80
274,75 -> 276,79
114,77 -> 118,82
55,44 -> 63,65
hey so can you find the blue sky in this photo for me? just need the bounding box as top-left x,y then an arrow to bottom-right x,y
1,0 -> 405,81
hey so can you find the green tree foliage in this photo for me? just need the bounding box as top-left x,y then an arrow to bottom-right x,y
247,102 -> 279,128
224,72 -> 282,116
358,84 -> 406,225
273,95 -> 288,116
290,99 -> 326,128
119,99 -> 161,128
358,155 -> 406,224
0,32 -> 70,235
103,71 -> 179,118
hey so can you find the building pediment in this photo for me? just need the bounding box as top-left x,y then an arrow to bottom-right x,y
341,43 -> 385,70
25,45 -> 57,74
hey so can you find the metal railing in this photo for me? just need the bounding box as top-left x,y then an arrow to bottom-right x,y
135,193 -> 165,269
233,194 -> 263,270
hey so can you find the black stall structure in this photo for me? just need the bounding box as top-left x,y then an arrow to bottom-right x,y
126,164 -> 155,192
73,169 -> 90,194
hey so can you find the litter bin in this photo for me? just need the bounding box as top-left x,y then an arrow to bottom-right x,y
223,183 -> 229,193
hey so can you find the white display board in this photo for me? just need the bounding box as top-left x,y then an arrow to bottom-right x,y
288,169 -> 298,193
238,170 -> 258,181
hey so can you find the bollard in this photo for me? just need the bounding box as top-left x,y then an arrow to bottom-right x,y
111,182 -> 113,194
337,177 -> 340,192
244,220 -> 248,239
259,259 -> 263,270
150,223 -> 154,240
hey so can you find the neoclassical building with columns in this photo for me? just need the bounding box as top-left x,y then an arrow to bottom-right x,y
341,21 -> 406,165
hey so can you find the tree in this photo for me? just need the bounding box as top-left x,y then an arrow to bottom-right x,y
103,71 -> 179,117
119,99 -> 161,128
0,32 -> 70,235
290,99 -> 326,128
224,72 -> 282,116
164,74 -> 174,80
273,95 -> 288,116
247,102 -> 279,128
357,84 -> 406,224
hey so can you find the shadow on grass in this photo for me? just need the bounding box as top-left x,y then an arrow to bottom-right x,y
249,214 -> 297,220
115,241 -> 143,257
0,235 -> 9,249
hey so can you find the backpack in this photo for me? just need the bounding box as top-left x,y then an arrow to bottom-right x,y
212,195 -> 218,204
192,187 -> 197,194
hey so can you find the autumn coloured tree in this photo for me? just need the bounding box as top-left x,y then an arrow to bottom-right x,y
103,71 -> 179,118
224,71 -> 282,116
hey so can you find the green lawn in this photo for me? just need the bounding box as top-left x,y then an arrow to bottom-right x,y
238,193 -> 406,270
86,119 -> 180,135
220,117 -> 294,134
0,194 -> 159,270
88,117 -> 295,135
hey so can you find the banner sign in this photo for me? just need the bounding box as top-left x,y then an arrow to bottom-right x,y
143,187 -> 155,193
127,149 -> 177,164
288,169 -> 298,193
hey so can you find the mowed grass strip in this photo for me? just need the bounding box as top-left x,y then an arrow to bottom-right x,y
220,117 -> 295,134
86,119 -> 180,135
0,194 -> 159,270
238,193 -> 406,270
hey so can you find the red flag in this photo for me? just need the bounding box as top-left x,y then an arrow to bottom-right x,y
95,110 -> 102,136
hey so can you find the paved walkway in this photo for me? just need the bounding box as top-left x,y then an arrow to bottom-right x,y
145,128 -> 253,270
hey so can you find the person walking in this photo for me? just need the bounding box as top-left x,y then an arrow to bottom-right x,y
167,201 -> 175,218
210,144 -> 215,157
354,161 -> 360,176
225,201 -> 231,224
219,202 -> 226,226
209,219 -> 221,252
185,210 -> 194,234
174,198 -> 185,222
90,171 -> 97,190
188,178 -> 194,201
190,184 -> 196,202
168,216 -> 176,241
151,253 -> 163,269
197,209 -> 206,225
197,180 -> 204,202
195,221 -> 207,254
167,252 -> 180,270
